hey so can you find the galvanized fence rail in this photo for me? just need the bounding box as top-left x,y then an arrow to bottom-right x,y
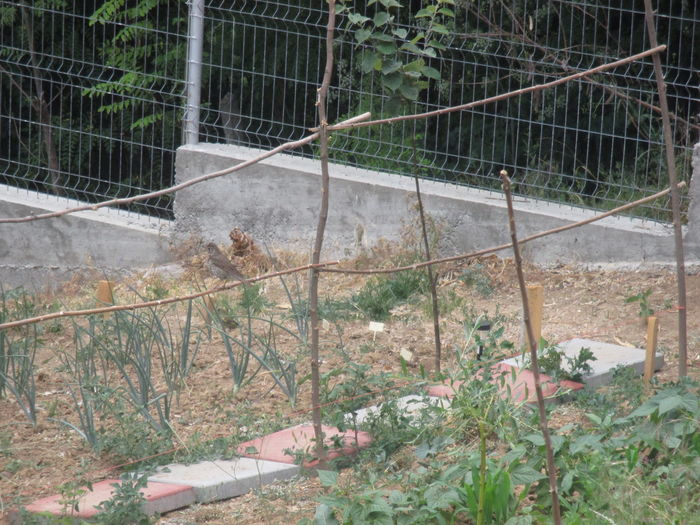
1,1 -> 698,221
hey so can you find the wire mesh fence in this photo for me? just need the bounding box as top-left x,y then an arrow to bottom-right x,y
1,1 -> 698,221
0,1 -> 187,218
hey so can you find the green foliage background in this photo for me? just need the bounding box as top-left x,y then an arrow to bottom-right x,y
0,0 -> 697,219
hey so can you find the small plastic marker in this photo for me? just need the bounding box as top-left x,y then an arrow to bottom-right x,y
369,321 -> 384,341
399,348 -> 414,363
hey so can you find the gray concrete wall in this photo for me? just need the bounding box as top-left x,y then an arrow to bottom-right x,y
175,143 -> 700,268
0,185 -> 173,290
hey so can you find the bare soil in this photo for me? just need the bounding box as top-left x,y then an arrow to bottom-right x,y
1,251 -> 699,524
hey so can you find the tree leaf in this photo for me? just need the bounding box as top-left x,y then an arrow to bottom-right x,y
399,81 -> 419,100
510,464 -> 547,485
421,65 -> 441,80
431,23 -> 450,35
415,7 -> 436,18
317,469 -> 339,488
314,503 -> 339,525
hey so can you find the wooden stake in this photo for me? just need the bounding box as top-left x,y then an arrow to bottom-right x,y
644,316 -> 659,386
96,280 -> 114,305
525,285 -> 544,351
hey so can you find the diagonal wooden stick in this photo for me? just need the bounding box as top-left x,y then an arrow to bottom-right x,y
500,169 -> 561,525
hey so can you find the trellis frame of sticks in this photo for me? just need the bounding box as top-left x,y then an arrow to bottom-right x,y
0,2 -> 688,522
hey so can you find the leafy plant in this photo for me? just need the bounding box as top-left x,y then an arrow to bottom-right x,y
93,472 -> 152,525
351,269 -> 429,321
624,288 -> 654,318
459,263 -> 494,297
523,343 -> 597,382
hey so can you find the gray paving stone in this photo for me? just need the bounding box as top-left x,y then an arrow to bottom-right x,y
148,458 -> 300,503
502,338 -> 664,389
346,394 -> 450,426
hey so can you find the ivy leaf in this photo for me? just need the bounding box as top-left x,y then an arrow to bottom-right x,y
392,28 -> 408,39
403,58 -> 425,72
380,0 -> 403,7
375,41 -> 397,55
371,32 -> 395,42
438,7 -> 455,17
381,59 -> 403,74
360,51 -> 380,73
347,13 -> 370,25
400,42 -> 424,55
355,29 -> 372,44
373,11 -> 391,26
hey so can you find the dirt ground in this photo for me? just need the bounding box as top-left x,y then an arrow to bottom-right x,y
1,250 -> 699,524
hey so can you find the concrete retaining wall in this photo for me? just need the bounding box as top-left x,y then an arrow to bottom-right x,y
2,142 -> 698,290
174,143 -> 700,268
0,185 -> 172,290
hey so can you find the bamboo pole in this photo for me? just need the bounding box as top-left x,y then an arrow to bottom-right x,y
96,280 -> 114,304
525,285 -> 544,352
644,316 -> 659,386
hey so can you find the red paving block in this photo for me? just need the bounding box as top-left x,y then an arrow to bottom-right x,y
23,479 -> 195,519
237,424 -> 372,467
426,363 -> 583,403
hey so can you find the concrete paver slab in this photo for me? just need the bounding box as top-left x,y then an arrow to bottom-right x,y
24,478 -> 195,519
346,394 -> 451,426
148,458 -> 300,503
426,363 -> 583,403
237,424 -> 372,467
502,338 -> 664,389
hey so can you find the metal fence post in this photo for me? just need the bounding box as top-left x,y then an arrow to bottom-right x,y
184,0 -> 204,145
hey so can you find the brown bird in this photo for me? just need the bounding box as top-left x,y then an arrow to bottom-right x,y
206,242 -> 248,282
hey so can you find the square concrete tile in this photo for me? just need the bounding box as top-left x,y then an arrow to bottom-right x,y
237,424 -> 372,467
503,338 -> 664,389
346,394 -> 451,426
148,458 -> 300,503
23,478 -> 195,518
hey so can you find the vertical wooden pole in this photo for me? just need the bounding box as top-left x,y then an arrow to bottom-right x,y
644,316 -> 659,386
96,280 -> 114,305
643,0 -> 688,378
526,284 -> 544,352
